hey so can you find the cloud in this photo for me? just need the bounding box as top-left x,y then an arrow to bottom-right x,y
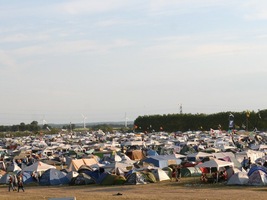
57,0 -> 131,15
242,0 -> 267,20
0,50 -> 17,70
147,0 -> 238,15
10,38 -> 135,59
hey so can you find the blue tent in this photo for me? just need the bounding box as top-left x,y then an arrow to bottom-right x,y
248,166 -> 267,176
19,171 -> 36,184
147,150 -> 159,156
39,168 -> 69,186
142,155 -> 181,168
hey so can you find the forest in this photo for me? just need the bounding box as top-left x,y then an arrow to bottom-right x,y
133,110 -> 267,132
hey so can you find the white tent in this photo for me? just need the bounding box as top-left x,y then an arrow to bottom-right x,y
22,161 -> 56,174
187,152 -> 212,161
196,159 -> 234,170
227,172 -> 249,185
151,168 -> 170,181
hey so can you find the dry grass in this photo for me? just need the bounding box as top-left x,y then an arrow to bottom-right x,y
0,178 -> 266,200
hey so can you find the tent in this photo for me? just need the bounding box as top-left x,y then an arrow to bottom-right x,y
22,161 -> 56,174
125,172 -> 150,185
196,159 -> 234,181
96,172 -> 126,185
68,158 -> 100,172
227,172 -> 249,185
126,150 -> 144,160
6,160 -> 21,172
196,159 -> 234,170
150,168 -> 170,181
147,150 -> 159,156
69,173 -> 95,185
17,171 -> 36,185
0,172 -> 16,184
162,167 -> 173,178
248,166 -> 267,176
187,152 -> 212,162
180,167 -> 202,177
66,171 -> 79,181
142,155 -> 181,168
39,168 -> 69,186
68,159 -> 85,172
248,170 -> 267,186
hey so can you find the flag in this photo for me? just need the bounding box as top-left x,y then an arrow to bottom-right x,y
229,120 -> 234,129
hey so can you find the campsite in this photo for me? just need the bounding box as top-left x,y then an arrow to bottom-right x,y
1,128 -> 267,199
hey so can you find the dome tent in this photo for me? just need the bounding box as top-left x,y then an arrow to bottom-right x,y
39,168 -> 69,186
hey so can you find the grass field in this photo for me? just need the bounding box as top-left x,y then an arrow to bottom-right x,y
0,178 -> 266,200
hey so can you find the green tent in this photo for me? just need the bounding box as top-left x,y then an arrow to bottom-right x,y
181,167 -> 202,177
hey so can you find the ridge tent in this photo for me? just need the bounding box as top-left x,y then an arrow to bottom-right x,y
39,168 -> 69,186
68,159 -> 85,172
68,158 -> 100,172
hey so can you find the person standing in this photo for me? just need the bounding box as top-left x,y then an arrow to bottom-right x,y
8,175 -> 15,192
17,174 -> 25,192
175,165 -> 181,182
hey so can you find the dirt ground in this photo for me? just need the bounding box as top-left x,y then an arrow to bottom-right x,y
0,179 -> 266,200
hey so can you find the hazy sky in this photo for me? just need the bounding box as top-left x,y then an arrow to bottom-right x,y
1,0 -> 267,125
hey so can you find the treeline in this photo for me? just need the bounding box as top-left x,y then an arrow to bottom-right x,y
0,121 -> 132,135
0,121 -> 41,132
134,110 -> 267,132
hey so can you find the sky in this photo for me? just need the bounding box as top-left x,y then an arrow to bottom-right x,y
0,0 -> 267,125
